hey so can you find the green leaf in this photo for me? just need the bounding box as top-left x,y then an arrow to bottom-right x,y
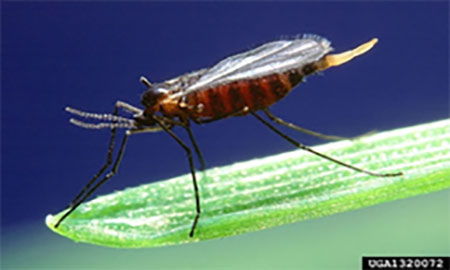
46,119 -> 450,248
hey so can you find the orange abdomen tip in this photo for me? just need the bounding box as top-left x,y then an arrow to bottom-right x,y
318,38 -> 378,70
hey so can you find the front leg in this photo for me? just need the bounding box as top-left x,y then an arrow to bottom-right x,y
152,117 -> 201,238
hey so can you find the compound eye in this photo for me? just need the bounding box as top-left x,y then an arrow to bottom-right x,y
141,87 -> 167,108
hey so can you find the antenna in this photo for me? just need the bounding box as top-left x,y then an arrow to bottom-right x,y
140,76 -> 152,88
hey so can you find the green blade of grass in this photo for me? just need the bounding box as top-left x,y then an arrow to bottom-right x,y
46,119 -> 450,248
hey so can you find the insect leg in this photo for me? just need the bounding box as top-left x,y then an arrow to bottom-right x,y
64,106 -> 119,210
264,109 -> 375,141
263,109 -> 351,141
252,112 -> 402,177
152,117 -> 201,238
183,121 -> 206,171
152,116 -> 206,171
64,101 -> 141,210
55,132 -> 130,228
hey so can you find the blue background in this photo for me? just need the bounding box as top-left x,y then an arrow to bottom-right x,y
2,2 -> 448,268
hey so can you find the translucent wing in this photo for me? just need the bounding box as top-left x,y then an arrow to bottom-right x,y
172,34 -> 333,98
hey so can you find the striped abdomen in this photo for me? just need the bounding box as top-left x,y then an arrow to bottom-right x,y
183,65 -> 315,121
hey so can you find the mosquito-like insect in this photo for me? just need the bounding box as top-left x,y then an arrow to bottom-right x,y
55,34 -> 402,237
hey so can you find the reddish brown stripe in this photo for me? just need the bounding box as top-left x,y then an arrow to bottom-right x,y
269,74 -> 288,99
197,91 -> 212,117
208,88 -> 226,117
218,84 -> 232,114
249,79 -> 267,110
258,77 -> 277,107
287,70 -> 303,88
237,80 -> 254,110
229,82 -> 246,114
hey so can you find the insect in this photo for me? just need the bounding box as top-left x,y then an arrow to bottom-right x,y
55,34 -> 402,237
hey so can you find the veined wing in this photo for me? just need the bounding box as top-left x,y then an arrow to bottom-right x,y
173,34 -> 332,98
